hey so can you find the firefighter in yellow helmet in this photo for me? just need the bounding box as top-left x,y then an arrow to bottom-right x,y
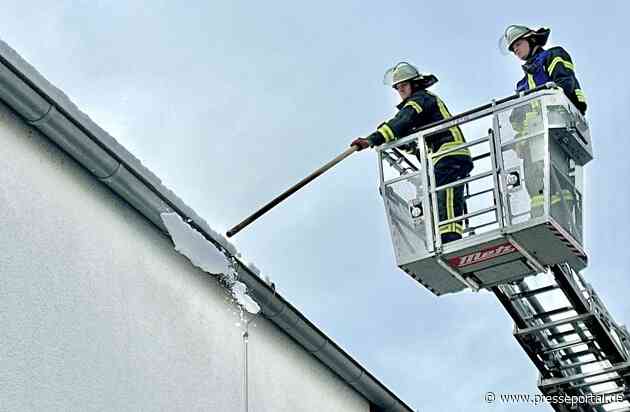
351,62 -> 473,243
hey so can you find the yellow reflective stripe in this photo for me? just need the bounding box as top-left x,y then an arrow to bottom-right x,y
439,222 -> 463,235
404,100 -> 423,114
531,191 -> 575,208
440,188 -> 454,236
447,188 -> 454,220
451,126 -> 465,144
551,190 -> 574,204
432,150 -> 471,165
439,189 -> 463,236
527,74 -> 536,89
437,141 -> 466,151
547,56 -> 574,75
522,107 -> 541,129
377,123 -> 395,142
524,110 -> 540,122
432,141 -> 471,164
531,194 -> 545,207
427,91 -> 465,144
575,89 -> 587,103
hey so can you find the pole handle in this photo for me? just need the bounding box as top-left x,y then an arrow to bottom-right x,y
226,145 -> 359,238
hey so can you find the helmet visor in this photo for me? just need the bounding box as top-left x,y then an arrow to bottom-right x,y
498,34 -> 513,56
383,66 -> 397,86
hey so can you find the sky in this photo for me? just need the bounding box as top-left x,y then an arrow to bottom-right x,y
2,1 -> 629,410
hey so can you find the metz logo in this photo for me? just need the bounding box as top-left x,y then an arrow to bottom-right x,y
449,242 -> 517,268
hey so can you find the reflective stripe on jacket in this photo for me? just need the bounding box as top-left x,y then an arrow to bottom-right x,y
367,89 -> 471,162
516,47 -> 587,114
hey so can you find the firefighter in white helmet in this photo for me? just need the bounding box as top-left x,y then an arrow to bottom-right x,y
351,62 -> 473,243
502,25 -> 586,113
502,25 -> 586,218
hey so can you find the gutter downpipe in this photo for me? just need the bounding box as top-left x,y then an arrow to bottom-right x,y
0,41 -> 415,412
243,322 -> 249,412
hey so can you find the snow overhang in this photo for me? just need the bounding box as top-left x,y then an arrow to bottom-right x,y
0,39 -> 415,412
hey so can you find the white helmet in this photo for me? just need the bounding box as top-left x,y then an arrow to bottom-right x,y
500,25 -> 551,54
383,62 -> 438,89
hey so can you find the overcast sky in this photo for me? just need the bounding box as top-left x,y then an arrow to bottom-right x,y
3,1 -> 629,410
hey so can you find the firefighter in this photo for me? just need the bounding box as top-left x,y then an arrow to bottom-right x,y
351,62 -> 473,244
502,24 -> 586,113
502,25 -> 586,219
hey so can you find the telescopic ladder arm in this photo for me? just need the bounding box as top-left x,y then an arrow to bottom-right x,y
493,264 -> 630,411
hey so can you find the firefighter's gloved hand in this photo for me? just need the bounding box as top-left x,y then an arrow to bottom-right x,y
351,137 -> 370,151
399,141 -> 418,155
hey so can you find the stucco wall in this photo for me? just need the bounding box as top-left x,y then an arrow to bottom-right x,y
0,100 -> 368,412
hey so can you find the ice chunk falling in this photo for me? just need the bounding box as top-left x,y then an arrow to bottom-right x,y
161,213 -> 260,314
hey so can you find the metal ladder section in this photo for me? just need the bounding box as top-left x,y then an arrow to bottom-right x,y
381,148 -> 418,175
493,264 -> 630,411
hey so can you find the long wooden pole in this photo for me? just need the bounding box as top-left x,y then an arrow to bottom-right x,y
226,145 -> 359,238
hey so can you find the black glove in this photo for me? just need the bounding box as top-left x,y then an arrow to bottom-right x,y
399,140 -> 418,155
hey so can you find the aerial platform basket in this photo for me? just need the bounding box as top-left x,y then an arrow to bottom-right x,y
378,85 -> 592,296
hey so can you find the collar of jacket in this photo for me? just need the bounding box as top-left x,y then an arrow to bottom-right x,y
522,47 -> 547,73
396,89 -> 425,110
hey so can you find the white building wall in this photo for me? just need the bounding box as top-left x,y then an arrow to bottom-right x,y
0,101 -> 368,412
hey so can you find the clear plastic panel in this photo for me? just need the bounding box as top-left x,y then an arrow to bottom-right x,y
546,103 -> 571,127
498,102 -> 546,224
548,131 -> 583,243
544,92 -> 590,145
383,175 -> 430,264
546,98 -> 592,166
497,100 -> 544,144
549,163 -> 583,243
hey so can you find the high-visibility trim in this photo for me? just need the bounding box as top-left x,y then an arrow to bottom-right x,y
439,222 -> 463,235
436,141 -> 471,153
432,141 -> 471,164
404,100 -> 423,114
547,56 -> 575,75
427,91 -> 465,143
447,188 -> 454,221
522,105 -> 542,130
575,89 -> 587,103
531,194 -> 545,208
524,109 -> 541,121
432,150 -> 471,165
454,222 -> 463,234
551,190 -> 574,205
439,189 -> 462,236
531,191 -> 575,209
377,123 -> 395,143
527,73 -> 536,89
